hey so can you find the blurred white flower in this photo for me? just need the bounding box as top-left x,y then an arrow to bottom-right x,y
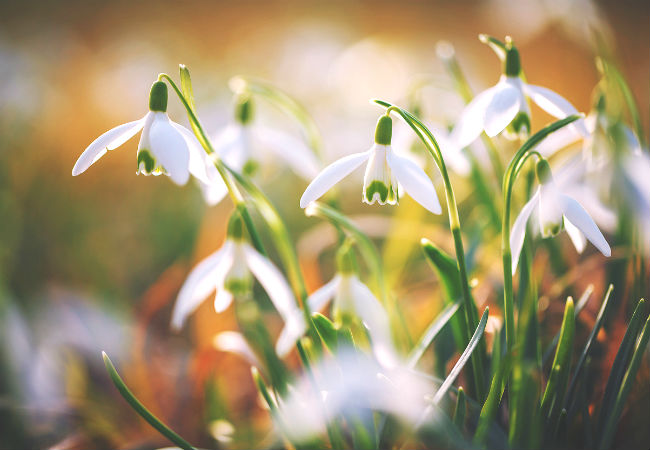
73,81 -> 213,187
171,214 -> 306,356
211,94 -> 320,182
279,350 -> 432,443
214,331 -> 262,368
308,243 -> 397,368
450,37 -> 588,149
300,115 -> 442,214
510,159 -> 611,274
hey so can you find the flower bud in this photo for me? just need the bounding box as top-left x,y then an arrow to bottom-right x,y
535,159 -> 553,185
374,115 -> 393,145
148,81 -> 168,112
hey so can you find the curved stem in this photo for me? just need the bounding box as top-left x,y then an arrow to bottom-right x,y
501,115 -> 581,351
375,99 -> 486,401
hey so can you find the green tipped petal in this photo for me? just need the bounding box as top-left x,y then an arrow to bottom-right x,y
137,149 -> 156,174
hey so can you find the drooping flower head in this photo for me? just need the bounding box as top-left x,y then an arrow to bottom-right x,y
300,114 -> 442,214
307,240 -> 398,368
73,80 -> 212,187
171,212 -> 306,356
450,35 -> 589,150
510,158 -> 611,274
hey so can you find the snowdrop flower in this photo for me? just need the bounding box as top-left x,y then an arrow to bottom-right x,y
171,214 -> 306,356
307,242 -> 397,368
280,350 -> 432,443
212,93 -> 320,180
73,81 -> 212,187
510,158 -> 611,274
450,35 -> 589,150
300,115 -> 442,214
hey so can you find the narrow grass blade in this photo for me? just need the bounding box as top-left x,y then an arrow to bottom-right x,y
598,313 -> 650,450
102,352 -> 195,450
433,307 -> 488,405
564,285 -> 614,413
539,297 -> 575,433
312,313 -> 339,352
452,387 -> 466,430
596,298 -> 646,434
542,284 -> 593,365
474,352 -> 514,446
407,301 -> 460,369
508,362 -> 542,449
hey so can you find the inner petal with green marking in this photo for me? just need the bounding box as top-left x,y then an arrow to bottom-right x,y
362,144 -> 398,205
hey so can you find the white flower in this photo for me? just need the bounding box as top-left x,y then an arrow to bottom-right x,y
171,215 -> 306,357
450,38 -> 589,150
300,115 -> 442,214
510,159 -> 611,274
213,331 -> 262,368
307,243 -> 397,368
72,81 -> 213,187
212,94 -> 320,180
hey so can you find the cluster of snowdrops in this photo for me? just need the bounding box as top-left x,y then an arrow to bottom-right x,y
73,35 -> 649,450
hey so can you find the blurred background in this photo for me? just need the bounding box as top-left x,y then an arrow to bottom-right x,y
1,1 -> 648,449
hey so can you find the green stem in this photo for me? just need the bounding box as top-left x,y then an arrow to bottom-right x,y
376,99 -> 487,401
102,353 -> 195,450
501,114 -> 581,351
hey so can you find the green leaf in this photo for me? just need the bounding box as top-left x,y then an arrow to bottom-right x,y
598,313 -> 650,450
452,387 -> 466,430
596,298 -> 647,441
433,307 -> 489,405
179,64 -> 196,112
312,313 -> 339,352
474,352 -> 514,446
407,301 -> 460,369
102,352 -> 195,450
539,297 -> 575,436
564,285 -> 614,413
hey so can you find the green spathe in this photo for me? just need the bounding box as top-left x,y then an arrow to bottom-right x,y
227,213 -> 246,241
374,115 -> 393,145
149,81 -> 168,112
235,94 -> 254,125
535,159 -> 553,185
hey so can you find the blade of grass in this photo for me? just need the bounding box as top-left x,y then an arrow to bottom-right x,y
595,298 -> 646,434
102,352 -> 195,450
564,285 -> 614,414
452,387 -> 466,430
407,301 -> 461,369
542,284 -> 593,365
598,313 -> 650,450
474,351 -> 514,446
539,297 -> 575,434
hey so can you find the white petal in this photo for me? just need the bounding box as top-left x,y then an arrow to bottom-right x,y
72,117 -> 145,175
483,79 -> 522,137
214,289 -> 234,313
254,126 -> 321,179
538,181 -> 565,238
564,219 -> 587,253
510,189 -> 540,274
307,275 -> 341,312
386,150 -> 442,214
535,121 -> 582,157
450,85 -> 497,149
560,194 -> 611,257
524,84 -> 589,137
171,242 -> 234,330
243,244 -> 298,320
300,150 -> 371,208
148,114 -> 191,185
172,122 -> 211,184
214,124 -> 248,171
276,310 -> 308,357
349,277 -> 397,368
433,130 -> 471,176
214,331 -> 262,368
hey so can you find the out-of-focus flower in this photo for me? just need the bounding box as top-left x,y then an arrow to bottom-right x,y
212,93 -> 320,180
73,81 -> 213,187
308,242 -> 397,368
279,350 -> 432,443
214,331 -> 262,368
171,214 -> 306,356
450,36 -> 588,149
510,159 -> 610,274
300,115 -> 442,214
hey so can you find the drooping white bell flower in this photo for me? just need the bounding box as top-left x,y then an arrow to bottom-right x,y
307,243 -> 398,368
72,81 -> 213,187
450,36 -> 589,150
212,94 -> 320,180
300,115 -> 442,214
171,214 -> 306,357
510,159 -> 611,274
